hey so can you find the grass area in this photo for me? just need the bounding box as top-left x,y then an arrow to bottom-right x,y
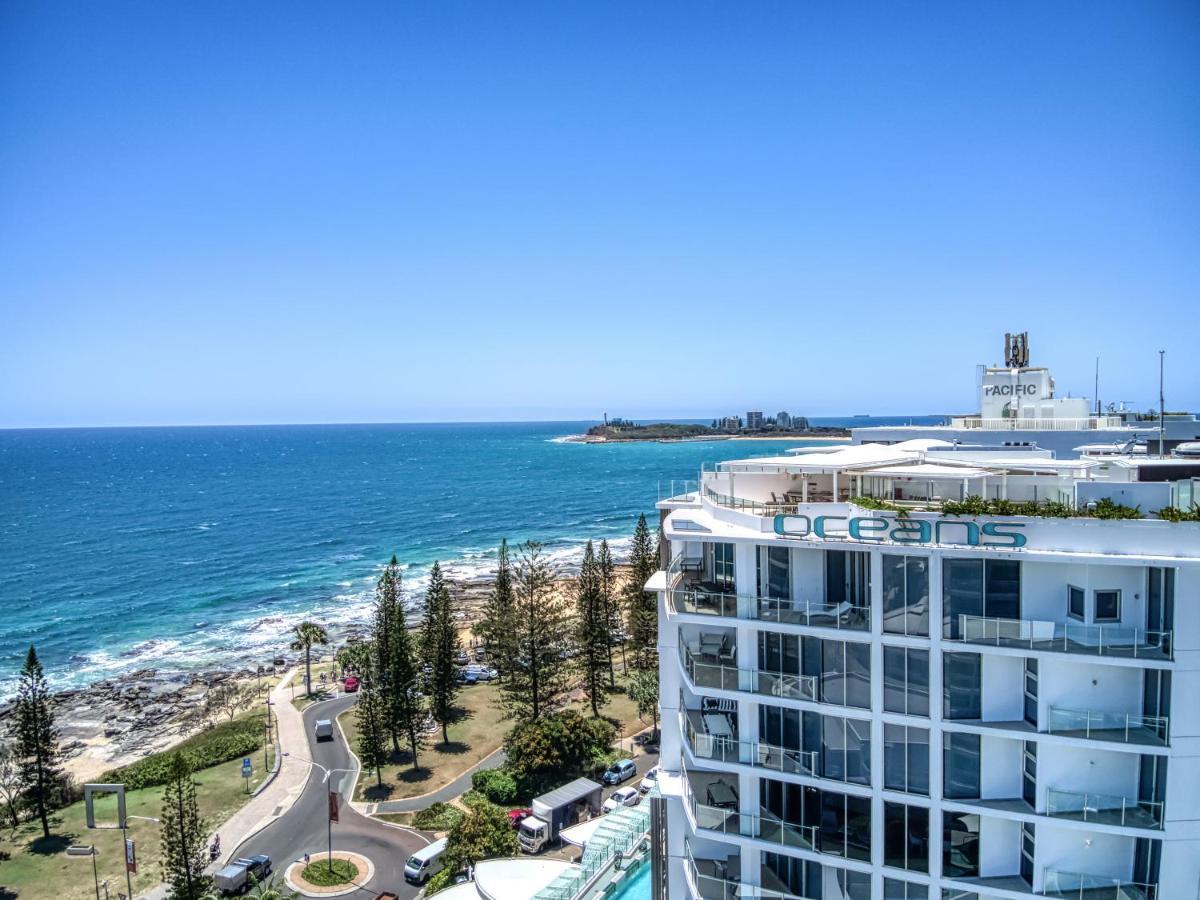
300,858 -> 357,886
374,811 -> 414,827
0,747 -> 275,900
348,671 -> 655,804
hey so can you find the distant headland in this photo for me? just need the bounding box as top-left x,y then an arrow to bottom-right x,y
567,413 -> 850,443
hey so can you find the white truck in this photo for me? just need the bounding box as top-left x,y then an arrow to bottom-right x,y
518,777 -> 603,854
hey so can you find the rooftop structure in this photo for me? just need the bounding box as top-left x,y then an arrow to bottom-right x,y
650,439 -> 1199,900
851,335 -> 1200,458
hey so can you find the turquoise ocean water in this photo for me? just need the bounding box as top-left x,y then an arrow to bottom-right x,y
0,419 -> 938,694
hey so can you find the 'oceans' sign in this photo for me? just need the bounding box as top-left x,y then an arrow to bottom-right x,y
773,514 -> 1027,548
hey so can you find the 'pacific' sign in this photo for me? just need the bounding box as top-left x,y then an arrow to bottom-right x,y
773,513 -> 1027,548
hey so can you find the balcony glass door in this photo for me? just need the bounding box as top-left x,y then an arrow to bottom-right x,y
1023,658 -> 1038,727
1022,741 -> 1037,808
710,542 -> 735,591
1147,567 -> 1175,654
758,546 -> 790,600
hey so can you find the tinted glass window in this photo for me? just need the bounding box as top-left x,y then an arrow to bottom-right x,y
943,558 -> 983,638
883,555 -> 930,636
943,732 -> 981,799
1096,590 -> 1121,621
1068,585 -> 1085,620
943,653 -> 982,720
943,812 -> 980,877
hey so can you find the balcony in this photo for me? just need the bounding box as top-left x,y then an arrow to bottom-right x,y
670,584 -> 869,632
682,774 -> 818,852
1045,788 -> 1163,830
951,615 -> 1172,661
1046,706 -> 1168,747
678,643 -> 819,702
1041,868 -> 1157,900
681,710 -> 818,778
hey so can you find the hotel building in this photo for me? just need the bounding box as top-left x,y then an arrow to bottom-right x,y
650,441 -> 1200,900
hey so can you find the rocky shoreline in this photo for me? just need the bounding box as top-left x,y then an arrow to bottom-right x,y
0,568 -> 589,782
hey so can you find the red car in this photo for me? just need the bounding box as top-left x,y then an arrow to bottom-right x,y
343,676 -> 359,693
507,808 -> 532,829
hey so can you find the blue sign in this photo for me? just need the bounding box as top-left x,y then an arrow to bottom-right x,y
241,758 -> 253,776
773,513 -> 1027,548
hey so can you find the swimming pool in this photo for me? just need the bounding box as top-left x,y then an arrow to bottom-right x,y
607,860 -> 651,899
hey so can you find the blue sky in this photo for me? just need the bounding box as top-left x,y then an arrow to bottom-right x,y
2,1 -> 1197,427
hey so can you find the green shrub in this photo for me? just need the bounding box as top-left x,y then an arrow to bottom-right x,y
1154,504 -> 1200,522
471,768 -> 519,805
1088,498 -> 1142,520
412,802 -> 466,832
103,712 -> 265,790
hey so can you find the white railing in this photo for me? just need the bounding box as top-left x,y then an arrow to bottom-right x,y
1041,867 -> 1157,900
954,615 -> 1172,659
950,416 -> 1124,431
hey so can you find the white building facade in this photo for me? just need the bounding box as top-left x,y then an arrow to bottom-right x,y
651,443 -> 1200,900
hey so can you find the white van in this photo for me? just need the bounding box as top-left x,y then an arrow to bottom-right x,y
314,720 -> 334,742
404,837 -> 447,884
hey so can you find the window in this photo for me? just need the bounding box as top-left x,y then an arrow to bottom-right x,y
711,542 -> 735,590
826,549 -> 871,608
885,802 -> 930,873
884,724 -> 929,795
818,791 -> 872,861
822,715 -> 871,785
884,879 -> 929,900
943,558 -> 1021,638
943,653 -> 982,720
762,852 -> 821,899
818,639 -> 872,709
1068,585 -> 1085,620
830,868 -> 871,900
1020,821 -> 1035,886
758,546 -> 790,599
942,812 -> 980,878
1095,590 -> 1121,622
884,646 -> 929,717
943,732 -> 981,800
883,554 -> 930,636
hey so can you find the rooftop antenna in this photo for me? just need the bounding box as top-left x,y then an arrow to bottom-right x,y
1158,350 -> 1166,459
1094,356 -> 1100,418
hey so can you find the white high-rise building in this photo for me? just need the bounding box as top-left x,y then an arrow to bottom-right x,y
650,440 -> 1200,900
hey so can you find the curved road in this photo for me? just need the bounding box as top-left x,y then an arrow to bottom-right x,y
229,694 -> 431,898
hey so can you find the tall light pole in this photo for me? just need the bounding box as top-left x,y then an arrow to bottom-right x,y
1159,350 -> 1166,459
282,753 -> 354,869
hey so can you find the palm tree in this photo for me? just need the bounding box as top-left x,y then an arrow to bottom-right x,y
290,621 -> 329,696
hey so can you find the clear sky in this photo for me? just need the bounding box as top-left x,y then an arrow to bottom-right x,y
2,2 -> 1197,427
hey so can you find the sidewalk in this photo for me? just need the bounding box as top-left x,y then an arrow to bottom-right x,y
139,667 -> 311,899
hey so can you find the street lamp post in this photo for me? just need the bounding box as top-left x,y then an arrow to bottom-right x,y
281,752 -> 354,870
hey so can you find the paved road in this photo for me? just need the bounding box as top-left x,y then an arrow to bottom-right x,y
373,749 -> 508,814
228,693 -> 430,898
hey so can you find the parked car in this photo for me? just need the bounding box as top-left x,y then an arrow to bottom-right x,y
463,664 -> 497,681
507,807 -> 532,829
343,675 -> 359,693
456,670 -> 478,685
638,765 -> 661,794
601,758 -> 636,786
602,786 -> 641,813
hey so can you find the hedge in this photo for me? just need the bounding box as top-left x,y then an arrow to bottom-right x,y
102,712 -> 266,790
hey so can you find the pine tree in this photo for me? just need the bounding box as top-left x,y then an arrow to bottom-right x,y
15,645 -> 60,840
371,556 -> 399,752
574,541 -> 610,717
421,562 -> 460,745
160,752 -> 210,899
383,561 -> 426,769
597,539 -> 621,684
476,539 -> 516,684
355,671 -> 390,786
628,668 -> 660,738
502,541 -> 572,721
625,514 -> 659,671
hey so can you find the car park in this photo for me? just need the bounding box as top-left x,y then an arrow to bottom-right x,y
602,786 -> 641,813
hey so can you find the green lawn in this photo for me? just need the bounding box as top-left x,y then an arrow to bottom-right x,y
0,748 -> 275,900
347,672 -> 654,804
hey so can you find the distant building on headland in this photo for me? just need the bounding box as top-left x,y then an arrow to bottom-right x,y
775,410 -> 792,429
718,415 -> 742,432
745,411 -> 764,431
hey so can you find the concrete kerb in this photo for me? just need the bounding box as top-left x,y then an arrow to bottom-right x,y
284,850 -> 375,898
250,740 -> 284,798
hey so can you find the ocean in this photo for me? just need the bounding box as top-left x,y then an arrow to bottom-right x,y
0,417 -> 942,695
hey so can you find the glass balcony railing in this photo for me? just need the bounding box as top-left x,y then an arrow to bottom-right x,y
1045,787 -> 1163,830
1041,868 -> 1157,900
1046,706 -> 1169,746
681,712 -> 818,777
678,643 -> 819,702
682,779 -> 818,852
683,844 -> 811,900
671,586 -> 870,631
952,615 -> 1173,660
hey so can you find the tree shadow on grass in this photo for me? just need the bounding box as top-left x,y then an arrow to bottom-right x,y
397,767 -> 433,786
363,782 -> 396,802
27,832 -> 75,855
0,888 -> 17,900
435,741 -> 469,756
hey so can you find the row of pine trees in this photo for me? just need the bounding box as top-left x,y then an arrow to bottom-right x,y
352,513 -> 662,780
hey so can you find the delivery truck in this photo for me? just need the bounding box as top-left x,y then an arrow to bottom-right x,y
517,777 -> 603,854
